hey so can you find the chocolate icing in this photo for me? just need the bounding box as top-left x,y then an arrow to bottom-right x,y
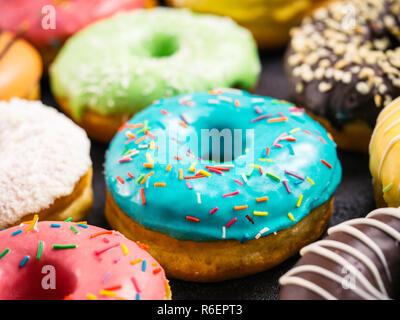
279,208 -> 400,300
285,0 -> 400,130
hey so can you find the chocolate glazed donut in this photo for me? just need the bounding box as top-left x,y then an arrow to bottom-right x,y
285,0 -> 400,152
279,207 -> 400,300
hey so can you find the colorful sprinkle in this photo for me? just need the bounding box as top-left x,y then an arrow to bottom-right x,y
135,135 -> 147,144
250,114 -> 272,123
288,213 -> 295,222
153,267 -> 162,275
256,196 -> 269,202
246,215 -> 255,224
321,159 -> 332,169
0,248 -> 10,259
118,157 -> 132,163
282,180 -> 292,194
254,106 -> 263,114
255,227 -> 269,239
100,290 -> 117,297
102,272 -> 111,284
25,214 -> 38,233
184,175 -> 206,180
253,211 -> 268,216
287,144 -> 295,155
189,162 -> 196,172
383,182 -> 393,193
285,170 -> 305,181
103,285 -> 121,291
11,229 -> 23,236
223,191 -> 240,197
140,171 -> 154,185
131,277 -> 141,293
199,169 -> 211,177
90,230 -> 112,239
146,153 -> 154,164
318,136 -> 327,144
226,217 -> 237,228
86,293 -> 97,300
259,158 -> 274,162
296,195 -> 303,207
64,217 -> 73,222
95,243 -> 119,256
136,174 -> 145,184
306,177 -> 315,185
121,244 -> 129,256
266,172 -> 280,181
142,260 -> 147,272
209,207 -> 219,215
70,225 -> 79,234
268,117 -> 288,123
116,176 -> 125,184
140,188 -> 146,205
53,245 -> 77,250
303,129 -> 312,135
186,216 -> 200,222
130,259 -> 142,265
234,205 -> 248,210
197,192 -> 202,204
19,256 -> 29,268
207,167 -> 223,175
154,182 -> 166,187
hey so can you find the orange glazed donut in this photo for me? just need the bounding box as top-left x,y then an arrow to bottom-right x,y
0,30 -> 42,100
0,219 -> 171,300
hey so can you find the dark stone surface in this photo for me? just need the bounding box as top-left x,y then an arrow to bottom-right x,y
41,49 -> 375,300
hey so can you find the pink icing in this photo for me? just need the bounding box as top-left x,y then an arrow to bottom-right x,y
0,221 -> 167,300
0,0 -> 145,47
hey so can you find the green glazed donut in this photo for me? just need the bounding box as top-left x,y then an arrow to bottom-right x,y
50,7 -> 261,141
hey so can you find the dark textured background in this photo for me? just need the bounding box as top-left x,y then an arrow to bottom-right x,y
41,49 -> 375,300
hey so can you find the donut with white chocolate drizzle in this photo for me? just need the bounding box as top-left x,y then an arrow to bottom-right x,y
279,207 -> 400,300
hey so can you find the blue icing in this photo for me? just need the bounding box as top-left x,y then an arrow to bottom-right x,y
105,90 -> 342,242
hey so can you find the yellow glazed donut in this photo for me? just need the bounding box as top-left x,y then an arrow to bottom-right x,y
167,0 -> 329,49
370,97 -> 400,207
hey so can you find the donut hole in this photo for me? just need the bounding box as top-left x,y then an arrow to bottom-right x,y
144,33 -> 180,58
7,259 -> 77,300
200,126 -> 247,163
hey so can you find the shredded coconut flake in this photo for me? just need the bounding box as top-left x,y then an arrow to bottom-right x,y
0,99 -> 91,227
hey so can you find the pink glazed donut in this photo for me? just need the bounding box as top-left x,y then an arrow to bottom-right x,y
0,218 -> 170,300
0,0 -> 152,66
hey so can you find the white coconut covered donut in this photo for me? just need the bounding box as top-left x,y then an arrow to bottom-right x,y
0,99 -> 93,228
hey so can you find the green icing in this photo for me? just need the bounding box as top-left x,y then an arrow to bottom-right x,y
50,8 -> 261,120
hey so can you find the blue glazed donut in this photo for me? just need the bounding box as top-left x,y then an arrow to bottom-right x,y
104,89 -> 342,281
